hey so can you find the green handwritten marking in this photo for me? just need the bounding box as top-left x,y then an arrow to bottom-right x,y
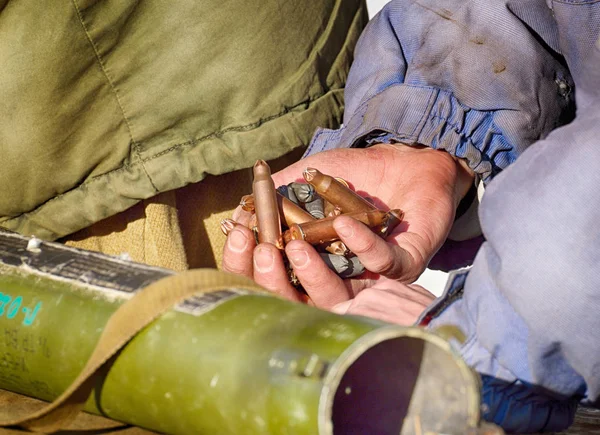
0,293 -> 10,316
7,296 -> 22,319
22,302 -> 42,327
0,292 -> 42,327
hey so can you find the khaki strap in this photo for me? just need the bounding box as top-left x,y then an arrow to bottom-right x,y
0,269 -> 267,433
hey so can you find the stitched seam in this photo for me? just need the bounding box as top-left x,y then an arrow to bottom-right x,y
2,89 -> 343,224
552,0 -> 600,4
71,0 -> 158,192
409,88 -> 437,138
143,93 -> 333,162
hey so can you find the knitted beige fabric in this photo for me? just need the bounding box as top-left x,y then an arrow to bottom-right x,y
63,150 -> 302,271
176,168 -> 254,270
63,190 -> 188,272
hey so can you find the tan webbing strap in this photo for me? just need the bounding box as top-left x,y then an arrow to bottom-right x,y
0,269 -> 267,433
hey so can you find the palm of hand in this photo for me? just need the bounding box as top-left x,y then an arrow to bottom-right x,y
223,143 -> 471,311
272,143 -> 463,283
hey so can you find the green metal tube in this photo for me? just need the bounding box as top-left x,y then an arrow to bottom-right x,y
0,232 -> 481,434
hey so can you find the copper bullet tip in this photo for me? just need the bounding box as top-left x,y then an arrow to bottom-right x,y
240,194 -> 255,212
302,167 -> 318,182
220,218 -> 236,236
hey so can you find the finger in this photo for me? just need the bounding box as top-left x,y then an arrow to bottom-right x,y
252,243 -> 303,302
285,240 -> 353,308
221,226 -> 256,278
333,216 -> 418,281
231,205 -> 253,227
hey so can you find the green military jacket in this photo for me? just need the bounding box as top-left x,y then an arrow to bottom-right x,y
0,0 -> 367,240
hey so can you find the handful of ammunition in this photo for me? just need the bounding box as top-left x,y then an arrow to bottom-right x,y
222,160 -> 404,284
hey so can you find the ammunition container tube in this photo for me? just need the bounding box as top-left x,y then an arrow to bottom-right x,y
0,232 -> 483,435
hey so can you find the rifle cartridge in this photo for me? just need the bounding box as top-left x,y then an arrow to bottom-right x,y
252,160 -> 283,248
303,168 -> 378,213
324,201 -> 342,218
276,193 -> 315,227
283,209 -> 390,245
382,208 -> 404,237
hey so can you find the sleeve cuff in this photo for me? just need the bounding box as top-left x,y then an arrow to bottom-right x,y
305,84 -> 522,183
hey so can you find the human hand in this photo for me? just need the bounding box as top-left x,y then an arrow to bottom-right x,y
222,143 -> 473,307
330,278 -> 435,325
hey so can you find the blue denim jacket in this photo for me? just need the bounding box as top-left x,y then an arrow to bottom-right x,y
306,0 -> 600,432
306,0 -> 577,183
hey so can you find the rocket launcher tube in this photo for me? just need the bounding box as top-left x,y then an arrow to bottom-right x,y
0,231 -> 484,435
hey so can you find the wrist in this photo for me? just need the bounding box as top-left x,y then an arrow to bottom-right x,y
453,156 -> 476,200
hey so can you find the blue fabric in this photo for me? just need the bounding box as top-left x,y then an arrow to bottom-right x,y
427,43 -> 600,428
304,0 -> 577,183
480,375 -> 580,432
426,21 -> 600,434
306,0 -> 600,431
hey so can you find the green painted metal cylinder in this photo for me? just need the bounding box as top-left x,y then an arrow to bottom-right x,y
0,232 -> 481,434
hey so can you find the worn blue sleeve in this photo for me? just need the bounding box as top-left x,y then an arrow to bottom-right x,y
425,9 -> 600,432
305,0 -> 575,183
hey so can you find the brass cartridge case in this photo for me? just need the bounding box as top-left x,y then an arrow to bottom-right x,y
276,193 -> 315,227
252,160 -> 282,248
283,209 -> 392,245
324,201 -> 342,218
382,209 -> 404,237
303,168 -> 378,213
334,177 -> 349,188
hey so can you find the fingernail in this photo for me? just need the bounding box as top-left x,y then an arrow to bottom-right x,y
288,248 -> 309,269
228,229 -> 248,252
254,246 -> 274,272
331,301 -> 351,315
336,223 -> 354,238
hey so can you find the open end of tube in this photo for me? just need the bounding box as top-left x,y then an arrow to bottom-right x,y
325,335 -> 476,435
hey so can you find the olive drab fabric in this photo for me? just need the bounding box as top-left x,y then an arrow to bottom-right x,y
0,0 -> 368,241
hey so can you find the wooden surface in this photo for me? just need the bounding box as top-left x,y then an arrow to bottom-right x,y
547,407 -> 600,435
1,389 -> 599,434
